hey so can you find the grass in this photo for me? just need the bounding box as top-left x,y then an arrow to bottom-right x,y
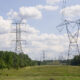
0,65 -> 80,80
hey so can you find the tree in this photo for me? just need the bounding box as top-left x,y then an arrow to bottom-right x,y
71,55 -> 80,66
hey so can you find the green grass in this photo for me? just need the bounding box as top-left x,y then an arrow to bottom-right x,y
0,65 -> 80,80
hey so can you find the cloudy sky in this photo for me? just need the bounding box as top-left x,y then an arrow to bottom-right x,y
0,0 -> 80,60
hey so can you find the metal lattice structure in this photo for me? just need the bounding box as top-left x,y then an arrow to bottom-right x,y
57,0 -> 80,60
12,20 -> 26,54
43,50 -> 46,61
57,20 -> 80,59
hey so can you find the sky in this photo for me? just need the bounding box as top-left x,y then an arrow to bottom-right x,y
0,0 -> 80,60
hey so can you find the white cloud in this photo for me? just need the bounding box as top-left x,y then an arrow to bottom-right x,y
46,0 -> 72,5
46,0 -> 61,5
23,32 -> 68,60
61,5 -> 80,20
1,3 -> 79,60
0,16 -> 69,60
36,5 -> 58,11
8,9 -> 19,19
0,16 -> 12,34
19,7 -> 42,19
8,5 -> 59,21
0,17 -> 79,60
7,6 -> 42,20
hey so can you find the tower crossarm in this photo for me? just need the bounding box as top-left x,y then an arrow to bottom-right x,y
67,29 -> 79,43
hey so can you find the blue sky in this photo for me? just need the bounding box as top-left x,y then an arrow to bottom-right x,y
0,0 -> 80,60
0,0 -> 61,34
0,0 -> 80,34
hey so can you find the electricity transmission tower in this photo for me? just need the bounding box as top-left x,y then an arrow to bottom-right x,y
57,0 -> 80,60
57,20 -> 80,58
43,50 -> 46,62
12,20 -> 26,54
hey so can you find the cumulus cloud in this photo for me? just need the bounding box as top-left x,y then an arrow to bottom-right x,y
1,3 -> 79,60
23,32 -> 69,60
7,6 -> 42,20
0,16 -> 79,60
0,16 -> 69,60
0,33 -> 12,50
7,5 -> 59,21
19,7 -> 42,19
46,0 -> 72,5
60,5 -> 80,20
0,16 -> 12,34
8,9 -> 19,19
46,0 -> 61,5
36,5 -> 58,11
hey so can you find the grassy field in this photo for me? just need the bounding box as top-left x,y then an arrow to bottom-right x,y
0,65 -> 80,80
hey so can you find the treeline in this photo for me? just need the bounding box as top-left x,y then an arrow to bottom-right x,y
0,51 -> 34,69
71,55 -> 80,66
59,55 -> 80,66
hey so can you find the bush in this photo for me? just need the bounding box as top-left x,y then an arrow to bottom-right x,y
0,59 -> 6,69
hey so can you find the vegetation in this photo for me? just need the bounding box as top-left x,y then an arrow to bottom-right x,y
0,51 -> 80,80
0,51 -> 33,69
0,65 -> 80,80
71,55 -> 80,66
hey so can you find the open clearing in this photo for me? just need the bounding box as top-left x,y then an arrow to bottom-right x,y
0,65 -> 80,80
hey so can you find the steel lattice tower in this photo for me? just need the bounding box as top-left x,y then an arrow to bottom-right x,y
43,50 -> 45,61
57,20 -> 80,59
57,0 -> 80,60
12,20 -> 26,54
15,23 -> 23,53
